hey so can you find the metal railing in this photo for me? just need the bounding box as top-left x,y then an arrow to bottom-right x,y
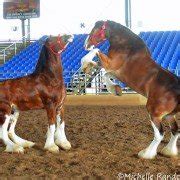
65,67 -> 180,95
65,69 -> 129,95
0,34 -> 34,64
0,43 -> 17,63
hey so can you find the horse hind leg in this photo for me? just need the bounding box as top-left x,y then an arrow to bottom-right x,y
0,108 -> 24,153
161,115 -> 179,157
8,106 -> 35,148
138,116 -> 164,159
55,107 -> 71,150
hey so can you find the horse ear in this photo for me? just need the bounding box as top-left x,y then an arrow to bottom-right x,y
102,21 -> 108,29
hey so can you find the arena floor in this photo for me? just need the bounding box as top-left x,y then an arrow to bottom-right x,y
0,95 -> 179,178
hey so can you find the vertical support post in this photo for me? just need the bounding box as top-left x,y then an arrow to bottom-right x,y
98,73 -> 100,94
72,71 -> 74,94
27,18 -> 30,42
84,74 -> 87,94
21,19 -> 26,47
14,43 -> 17,55
100,71 -> 103,94
125,0 -> 131,29
78,71 -> 80,95
95,76 -> 97,95
3,50 -> 5,63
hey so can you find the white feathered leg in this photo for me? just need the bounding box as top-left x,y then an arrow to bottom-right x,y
138,121 -> 164,159
161,133 -> 179,157
44,124 -> 59,153
55,115 -> 71,150
2,115 -> 24,153
8,109 -> 35,148
161,115 -> 179,157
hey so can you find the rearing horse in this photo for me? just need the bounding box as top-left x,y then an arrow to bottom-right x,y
0,34 -> 73,153
84,20 -> 179,159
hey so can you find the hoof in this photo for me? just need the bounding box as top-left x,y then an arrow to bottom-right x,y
138,149 -> 156,159
21,141 -> 35,148
55,140 -> 71,150
8,133 -> 35,148
44,144 -> 59,153
5,144 -> 24,153
161,147 -> 178,157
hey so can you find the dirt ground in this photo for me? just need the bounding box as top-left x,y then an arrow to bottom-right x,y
0,104 -> 179,179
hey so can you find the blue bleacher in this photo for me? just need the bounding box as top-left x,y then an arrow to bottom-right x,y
0,31 -> 179,89
139,30 -> 180,76
0,34 -> 109,86
0,35 -> 48,81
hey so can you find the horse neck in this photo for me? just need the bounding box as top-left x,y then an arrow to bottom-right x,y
44,51 -> 63,79
107,21 -> 146,53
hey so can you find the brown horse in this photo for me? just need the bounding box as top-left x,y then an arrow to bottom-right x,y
0,34 -> 73,153
84,20 -> 179,159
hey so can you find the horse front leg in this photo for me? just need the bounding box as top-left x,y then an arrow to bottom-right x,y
138,116 -> 164,159
55,107 -> 71,150
97,52 -> 111,70
44,104 -> 59,153
8,107 -> 35,148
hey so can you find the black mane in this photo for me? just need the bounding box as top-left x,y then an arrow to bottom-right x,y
32,44 -> 49,75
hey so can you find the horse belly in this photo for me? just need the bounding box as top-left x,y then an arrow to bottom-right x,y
14,96 -> 44,111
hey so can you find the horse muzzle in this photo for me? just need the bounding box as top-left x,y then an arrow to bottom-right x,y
84,35 -> 95,51
68,35 -> 74,42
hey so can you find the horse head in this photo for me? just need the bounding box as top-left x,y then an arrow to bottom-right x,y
47,34 -> 74,55
84,21 -> 108,50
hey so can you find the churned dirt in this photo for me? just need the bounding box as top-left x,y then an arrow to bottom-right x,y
0,101 -> 179,179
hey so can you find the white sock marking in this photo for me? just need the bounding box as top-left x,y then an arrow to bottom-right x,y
162,133 -> 179,156
139,121 -> 164,159
104,72 -> 117,94
55,115 -> 68,143
2,115 -> 16,149
45,124 -> 56,148
0,126 -> 2,139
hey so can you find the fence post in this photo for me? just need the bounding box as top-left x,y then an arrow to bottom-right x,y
100,71 -> 103,93
14,43 -> 17,55
95,76 -> 97,95
84,73 -> 87,95
3,50 -> 5,63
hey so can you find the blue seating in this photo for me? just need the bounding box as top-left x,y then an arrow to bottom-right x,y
169,44 -> 180,70
161,31 -> 180,68
0,31 -> 179,90
0,34 -> 110,87
0,35 -> 48,81
139,31 -> 180,76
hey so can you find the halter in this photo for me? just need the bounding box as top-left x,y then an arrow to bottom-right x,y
90,21 -> 108,46
47,34 -> 66,56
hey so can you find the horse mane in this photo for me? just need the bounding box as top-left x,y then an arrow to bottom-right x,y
106,20 -> 148,53
32,44 -> 49,75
